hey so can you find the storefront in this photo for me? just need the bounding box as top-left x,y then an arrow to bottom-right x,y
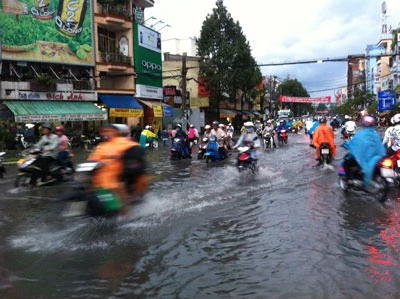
138,99 -> 172,134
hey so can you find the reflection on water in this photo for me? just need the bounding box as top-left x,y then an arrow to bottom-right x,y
1,132 -> 400,297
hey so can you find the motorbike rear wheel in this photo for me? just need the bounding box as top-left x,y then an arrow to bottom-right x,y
370,174 -> 389,202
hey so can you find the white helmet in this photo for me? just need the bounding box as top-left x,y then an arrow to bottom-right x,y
393,114 -> 400,124
345,115 -> 350,120
145,125 -> 150,130
244,121 -> 254,127
205,125 -> 211,130
113,124 -> 130,136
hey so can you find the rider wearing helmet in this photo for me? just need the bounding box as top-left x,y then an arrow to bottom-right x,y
88,123 -> 149,214
34,123 -> 59,184
232,122 -> 261,160
261,120 -> 277,148
343,115 -> 386,186
382,116 -> 396,149
341,115 -> 357,139
139,124 -> 157,148
386,113 -> 400,156
54,125 -> 70,173
211,120 -> 229,157
276,120 -> 288,142
312,117 -> 336,165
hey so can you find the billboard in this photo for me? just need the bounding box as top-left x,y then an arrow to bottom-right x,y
279,96 -> 331,103
134,23 -> 163,99
0,0 -> 94,66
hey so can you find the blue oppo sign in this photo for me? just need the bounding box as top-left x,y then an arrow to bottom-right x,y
378,90 -> 396,112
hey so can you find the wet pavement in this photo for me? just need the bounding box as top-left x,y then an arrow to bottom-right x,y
1,130 -> 400,298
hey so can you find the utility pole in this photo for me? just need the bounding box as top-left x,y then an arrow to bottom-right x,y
181,52 -> 187,129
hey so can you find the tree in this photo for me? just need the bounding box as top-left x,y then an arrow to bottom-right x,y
196,0 -> 261,117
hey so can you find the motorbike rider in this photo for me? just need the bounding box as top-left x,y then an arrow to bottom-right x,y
341,115 -> 356,139
232,121 -> 261,160
342,115 -> 386,186
54,125 -> 70,173
330,116 -> 340,131
261,120 -> 277,148
312,117 -> 336,165
88,124 -> 149,215
276,120 -> 288,142
188,124 -> 199,147
386,113 -> 400,156
226,122 -> 234,138
308,118 -> 320,144
382,116 -> 395,149
211,121 -> 229,157
139,125 -> 157,148
203,124 -> 212,139
34,123 -> 59,183
175,123 -> 191,157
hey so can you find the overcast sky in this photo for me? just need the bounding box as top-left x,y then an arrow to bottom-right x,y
148,0 -> 400,99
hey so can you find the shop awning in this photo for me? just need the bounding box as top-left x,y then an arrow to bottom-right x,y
3,101 -> 107,122
99,94 -> 143,117
137,99 -> 172,118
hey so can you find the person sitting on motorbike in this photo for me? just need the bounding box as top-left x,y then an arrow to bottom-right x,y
261,120 -> 277,148
175,124 -> 191,157
382,116 -> 395,149
139,125 -> 157,148
226,122 -> 234,137
386,113 -> 400,156
341,115 -> 356,139
203,124 -> 212,139
276,120 -> 288,141
342,115 -> 386,186
188,124 -> 199,146
34,123 -> 59,183
211,121 -> 229,157
88,124 -> 149,216
54,125 -> 70,173
308,118 -> 320,144
232,122 -> 261,160
330,116 -> 340,131
312,117 -> 336,165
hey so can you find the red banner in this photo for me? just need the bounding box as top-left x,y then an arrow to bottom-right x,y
279,96 -> 331,103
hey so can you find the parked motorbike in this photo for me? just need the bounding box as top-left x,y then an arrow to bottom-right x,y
15,147 -> 74,188
171,137 -> 189,159
0,151 -> 6,179
197,137 -> 209,160
81,134 -> 102,151
61,161 -> 121,218
263,131 -> 274,149
278,129 -> 288,145
204,135 -> 226,163
15,133 -> 36,150
236,146 -> 258,175
338,154 -> 389,202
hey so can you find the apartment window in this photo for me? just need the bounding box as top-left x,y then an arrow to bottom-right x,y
98,27 -> 116,53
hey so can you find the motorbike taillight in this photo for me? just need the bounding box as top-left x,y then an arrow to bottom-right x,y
381,158 -> 394,169
239,153 -> 249,161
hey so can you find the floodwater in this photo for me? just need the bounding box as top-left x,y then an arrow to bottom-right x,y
1,130 -> 400,298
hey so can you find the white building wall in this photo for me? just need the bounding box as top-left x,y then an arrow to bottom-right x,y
161,37 -> 198,58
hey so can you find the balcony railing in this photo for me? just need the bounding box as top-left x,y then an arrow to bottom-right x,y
97,4 -> 132,19
99,52 -> 132,65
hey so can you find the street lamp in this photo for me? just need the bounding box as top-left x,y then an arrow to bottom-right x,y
158,24 -> 171,31
151,20 -> 164,28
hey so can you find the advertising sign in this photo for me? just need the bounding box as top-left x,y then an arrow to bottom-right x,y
15,112 -> 106,122
0,0 -> 95,66
378,90 -> 396,112
109,108 -> 143,118
134,23 -> 162,99
279,96 -> 331,103
153,105 -> 162,118
163,105 -> 173,117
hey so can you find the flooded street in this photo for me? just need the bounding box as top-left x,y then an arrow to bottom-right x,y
2,131 -> 400,298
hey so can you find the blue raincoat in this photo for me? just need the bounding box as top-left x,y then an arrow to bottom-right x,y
343,127 -> 386,186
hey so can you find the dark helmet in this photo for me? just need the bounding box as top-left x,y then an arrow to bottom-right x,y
361,115 -> 376,127
319,117 -> 327,123
175,123 -> 182,130
41,123 -> 52,130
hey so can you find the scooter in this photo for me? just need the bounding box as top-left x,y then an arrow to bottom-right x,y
316,142 -> 333,168
15,133 -> 36,150
204,135 -> 226,163
15,147 -> 74,188
379,151 -> 400,186
236,146 -> 258,174
171,137 -> 190,159
338,154 -> 389,202
278,129 -> 288,145
60,161 -> 121,218
0,152 -> 6,179
197,137 -> 209,160
263,131 -> 274,149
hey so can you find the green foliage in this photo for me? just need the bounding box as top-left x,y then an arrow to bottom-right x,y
196,0 -> 261,109
278,79 -> 313,116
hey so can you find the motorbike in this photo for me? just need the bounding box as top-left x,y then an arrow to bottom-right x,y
146,137 -> 159,149
15,132 -> 36,150
338,154 -> 389,202
316,142 -> 333,168
81,134 -> 102,151
0,151 -> 6,179
15,147 -> 74,188
197,137 -> 209,160
236,146 -> 258,175
278,129 -> 288,145
263,131 -> 274,149
204,135 -> 226,163
379,151 -> 400,186
171,137 -> 189,159
61,161 -> 121,218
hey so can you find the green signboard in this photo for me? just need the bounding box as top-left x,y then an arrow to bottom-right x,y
0,0 -> 94,66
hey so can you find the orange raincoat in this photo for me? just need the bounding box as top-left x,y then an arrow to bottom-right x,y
312,123 -> 336,158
